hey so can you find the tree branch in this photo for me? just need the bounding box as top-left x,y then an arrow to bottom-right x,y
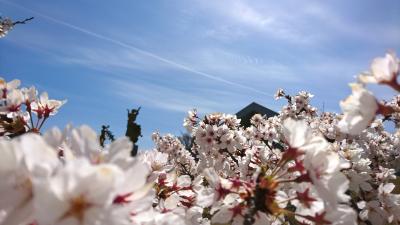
13,17 -> 34,25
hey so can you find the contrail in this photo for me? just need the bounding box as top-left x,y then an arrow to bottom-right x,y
1,0 -> 273,97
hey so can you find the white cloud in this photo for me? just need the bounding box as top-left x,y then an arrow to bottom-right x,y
4,0 -> 398,116
195,0 -> 400,46
196,0 -> 321,43
225,1 -> 274,29
2,0 -> 272,96
55,45 -> 300,98
109,78 -> 245,113
180,47 -> 301,84
59,47 -> 172,73
302,3 -> 400,45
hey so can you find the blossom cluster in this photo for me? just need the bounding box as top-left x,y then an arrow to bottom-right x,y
148,52 -> 400,225
0,17 -> 13,38
0,124 -> 154,225
0,16 -> 34,38
0,51 -> 399,225
0,77 -> 65,137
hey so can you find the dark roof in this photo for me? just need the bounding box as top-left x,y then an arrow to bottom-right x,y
236,102 -> 278,127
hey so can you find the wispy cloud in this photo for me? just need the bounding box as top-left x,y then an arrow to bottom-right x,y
194,0 -> 400,46
180,47 -> 301,83
196,0 -> 321,43
56,45 -> 300,86
59,47 -> 171,73
1,0 -> 273,97
110,78 -> 244,113
219,1 -> 274,29
301,3 -> 400,45
3,0 -> 398,112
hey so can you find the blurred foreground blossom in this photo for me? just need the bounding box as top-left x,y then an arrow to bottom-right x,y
359,52 -> 400,91
337,83 -> 378,135
0,126 -> 153,225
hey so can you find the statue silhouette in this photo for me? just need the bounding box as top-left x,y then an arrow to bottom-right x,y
125,107 -> 142,156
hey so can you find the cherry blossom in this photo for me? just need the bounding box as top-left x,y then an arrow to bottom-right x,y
359,52 -> 400,90
337,83 -> 378,135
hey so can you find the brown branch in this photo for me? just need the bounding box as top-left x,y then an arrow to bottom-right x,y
13,17 -> 34,25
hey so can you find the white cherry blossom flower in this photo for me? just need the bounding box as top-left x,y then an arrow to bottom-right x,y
358,200 -> 388,225
338,83 -> 378,135
282,118 -> 329,153
0,89 -> 24,118
31,92 -> 66,118
33,159 -> 124,225
0,77 -> 20,97
21,86 -> 37,109
359,52 -> 399,84
0,134 -> 58,225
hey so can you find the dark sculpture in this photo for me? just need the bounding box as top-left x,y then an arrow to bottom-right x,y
99,125 -> 115,147
125,107 -> 142,156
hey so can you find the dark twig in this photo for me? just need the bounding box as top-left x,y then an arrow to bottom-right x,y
13,17 -> 34,25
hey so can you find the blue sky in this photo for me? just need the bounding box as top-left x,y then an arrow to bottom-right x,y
1,0 -> 399,149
